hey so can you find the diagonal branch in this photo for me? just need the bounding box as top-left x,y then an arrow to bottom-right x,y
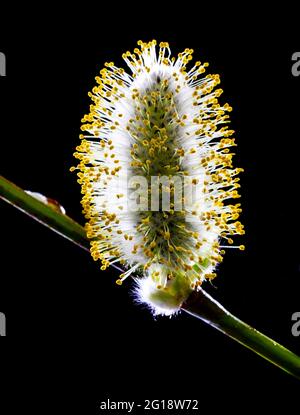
1,174 -> 299,379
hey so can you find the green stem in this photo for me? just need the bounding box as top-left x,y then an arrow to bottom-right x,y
0,175 -> 89,252
1,174 -> 300,379
0,175 -> 125,272
182,290 -> 300,380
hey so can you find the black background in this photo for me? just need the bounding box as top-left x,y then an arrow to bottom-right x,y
0,8 -> 299,413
